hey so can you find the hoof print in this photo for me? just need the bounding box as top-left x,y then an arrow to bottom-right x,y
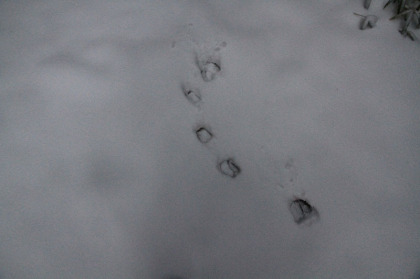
289,199 -> 319,225
219,159 -> 241,178
197,53 -> 221,82
182,83 -> 201,105
201,61 -> 220,81
196,127 -> 213,143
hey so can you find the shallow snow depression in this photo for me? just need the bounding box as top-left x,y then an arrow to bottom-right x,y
0,0 -> 419,278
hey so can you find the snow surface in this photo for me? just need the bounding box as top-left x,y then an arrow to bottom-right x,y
0,1 -> 419,278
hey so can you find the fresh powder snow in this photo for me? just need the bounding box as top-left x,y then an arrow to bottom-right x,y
0,1 -> 419,278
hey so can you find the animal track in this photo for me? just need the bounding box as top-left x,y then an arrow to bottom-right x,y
200,60 -> 220,81
182,82 -> 201,105
195,126 -> 213,143
289,198 -> 319,225
196,53 -> 221,82
218,158 -> 241,178
180,48 -> 320,225
182,43 -> 243,179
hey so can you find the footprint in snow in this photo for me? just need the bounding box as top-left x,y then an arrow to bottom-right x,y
196,53 -> 221,82
182,42 -> 241,178
218,158 -> 241,178
195,126 -> 213,143
289,198 -> 319,225
181,82 -> 201,105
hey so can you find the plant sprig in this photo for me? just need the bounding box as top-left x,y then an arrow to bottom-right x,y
385,0 -> 420,40
364,0 -> 419,40
354,13 -> 379,30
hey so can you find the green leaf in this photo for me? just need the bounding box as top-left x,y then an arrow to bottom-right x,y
399,0 -> 407,13
384,0 -> 396,9
390,10 -> 412,20
404,13 -> 413,29
407,30 -> 417,40
413,13 -> 420,27
399,27 -> 417,40
353,12 -> 365,17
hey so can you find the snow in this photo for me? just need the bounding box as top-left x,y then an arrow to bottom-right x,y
218,158 -> 241,178
195,127 -> 213,144
0,0 -> 419,278
289,198 -> 319,225
182,82 -> 202,105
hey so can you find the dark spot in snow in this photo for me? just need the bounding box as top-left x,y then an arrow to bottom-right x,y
196,52 -> 222,82
218,158 -> 241,178
200,61 -> 221,81
289,198 -> 319,224
195,127 -> 213,143
181,83 -> 201,105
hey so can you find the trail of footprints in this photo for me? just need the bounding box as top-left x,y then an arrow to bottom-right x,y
169,44 -> 319,279
181,48 -> 240,178
180,46 -> 318,225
